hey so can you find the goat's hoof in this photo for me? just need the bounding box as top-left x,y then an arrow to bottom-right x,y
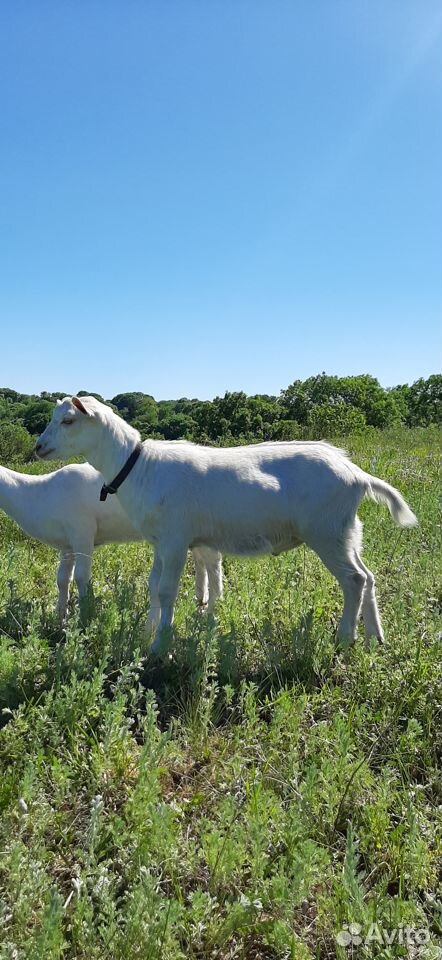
149,648 -> 164,662
149,650 -> 174,674
335,634 -> 356,651
149,639 -> 173,660
364,631 -> 385,647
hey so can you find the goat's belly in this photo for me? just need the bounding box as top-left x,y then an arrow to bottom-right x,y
95,518 -> 142,546
16,518 -> 67,550
192,530 -> 302,557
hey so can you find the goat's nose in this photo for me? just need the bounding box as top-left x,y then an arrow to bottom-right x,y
35,442 -> 43,455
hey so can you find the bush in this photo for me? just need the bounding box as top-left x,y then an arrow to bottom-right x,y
0,422 -> 34,463
271,420 -> 304,440
307,402 -> 366,438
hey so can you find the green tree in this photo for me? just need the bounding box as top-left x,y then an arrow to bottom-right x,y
206,392 -> 253,440
22,400 -> 54,435
407,375 -> 442,425
280,374 -> 400,428
77,390 -> 105,402
388,384 -> 411,423
111,392 -> 158,425
159,413 -> 196,440
40,391 -> 67,402
271,420 -> 303,440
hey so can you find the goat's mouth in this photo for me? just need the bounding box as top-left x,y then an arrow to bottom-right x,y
35,446 -> 56,460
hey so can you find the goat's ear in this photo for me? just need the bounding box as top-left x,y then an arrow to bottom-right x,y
72,396 -> 92,416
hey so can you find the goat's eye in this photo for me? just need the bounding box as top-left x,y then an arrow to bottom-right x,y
62,419 -> 74,425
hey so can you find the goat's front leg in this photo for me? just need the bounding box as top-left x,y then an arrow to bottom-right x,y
146,551 -> 162,633
73,548 -> 93,623
192,546 -> 223,613
56,552 -> 75,622
207,550 -> 223,613
193,548 -> 209,610
150,544 -> 188,654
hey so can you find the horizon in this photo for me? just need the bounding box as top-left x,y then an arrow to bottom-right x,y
1,1 -> 441,397
1,368 -> 439,405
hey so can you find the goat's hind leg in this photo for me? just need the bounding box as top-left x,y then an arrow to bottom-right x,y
355,552 -> 384,641
351,518 -> 384,641
309,532 -> 367,643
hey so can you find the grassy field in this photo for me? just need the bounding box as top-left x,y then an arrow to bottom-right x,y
0,427 -> 441,959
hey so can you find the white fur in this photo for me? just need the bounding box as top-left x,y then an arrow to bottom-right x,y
37,396 -> 417,645
0,463 -> 222,622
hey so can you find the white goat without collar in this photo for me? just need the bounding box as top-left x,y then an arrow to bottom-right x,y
0,461 -> 223,622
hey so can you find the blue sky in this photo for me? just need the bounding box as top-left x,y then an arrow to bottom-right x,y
1,1 -> 441,400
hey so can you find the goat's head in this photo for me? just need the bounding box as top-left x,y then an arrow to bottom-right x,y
35,396 -> 100,461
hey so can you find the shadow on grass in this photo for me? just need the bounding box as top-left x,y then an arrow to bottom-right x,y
0,578 -> 133,708
0,581 -> 337,729
138,609 -> 337,728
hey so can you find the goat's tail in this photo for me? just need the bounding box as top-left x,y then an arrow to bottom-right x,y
364,473 -> 418,528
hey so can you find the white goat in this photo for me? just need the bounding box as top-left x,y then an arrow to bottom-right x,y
37,396 -> 417,648
0,463 -> 222,621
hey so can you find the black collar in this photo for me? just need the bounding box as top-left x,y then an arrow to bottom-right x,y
100,442 -> 143,501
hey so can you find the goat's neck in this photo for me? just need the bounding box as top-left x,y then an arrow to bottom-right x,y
91,415 -> 141,484
0,467 -> 33,527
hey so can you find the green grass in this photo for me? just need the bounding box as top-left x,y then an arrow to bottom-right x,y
0,427 -> 441,959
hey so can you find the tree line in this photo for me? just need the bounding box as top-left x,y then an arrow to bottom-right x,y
0,373 -> 440,462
